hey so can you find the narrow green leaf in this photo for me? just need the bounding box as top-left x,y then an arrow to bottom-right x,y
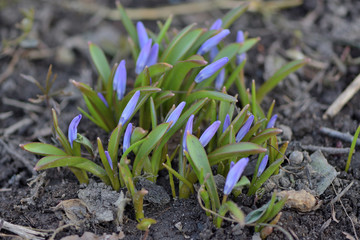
160,23 -> 195,61
221,3 -> 249,29
116,1 -> 138,46
133,122 -> 172,176
149,97 -> 157,129
51,109 -> 72,154
186,90 -> 237,104
256,59 -> 308,103
21,142 -> 67,156
245,200 -> 271,224
238,38 -> 260,54
75,134 -> 94,156
35,155 -> 110,185
225,201 -> 245,226
155,15 -> 173,44
345,125 -> 360,172
89,43 -> 111,84
250,128 -> 282,145
208,142 -> 267,165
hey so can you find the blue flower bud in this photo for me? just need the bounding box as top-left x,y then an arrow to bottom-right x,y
223,114 -> 230,133
137,21 -> 149,49
209,19 -> 222,31
236,52 -> 246,65
183,115 -> 194,151
146,43 -> 159,67
135,39 -> 152,74
68,114 -> 82,148
199,120 -> 221,147
236,115 -> 254,142
236,30 -> 244,44
165,101 -> 186,128
104,150 -> 113,170
197,29 -> 230,55
113,60 -> 127,100
266,114 -> 278,128
194,57 -> 229,83
97,92 -> 108,107
209,46 -> 219,62
257,154 -> 268,177
215,68 -> 225,90
224,157 -> 249,195
119,91 -> 140,126
123,123 -> 133,154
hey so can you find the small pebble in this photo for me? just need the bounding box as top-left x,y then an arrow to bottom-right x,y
232,224 -> 243,236
289,151 -> 304,165
279,177 -> 291,188
279,124 -> 292,141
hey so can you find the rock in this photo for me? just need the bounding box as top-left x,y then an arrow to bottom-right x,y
277,189 -> 322,212
279,124 -> 292,141
136,178 -> 170,205
289,151 -> 304,165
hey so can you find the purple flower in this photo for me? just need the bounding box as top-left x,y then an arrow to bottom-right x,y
224,157 -> 249,195
223,114 -> 230,133
215,68 -> 225,90
68,114 -> 82,148
97,92 -> 108,107
236,52 -> 246,65
113,60 -> 127,100
236,115 -> 254,142
199,120 -> 221,147
119,91 -> 140,126
105,150 -> 113,170
209,19 -> 222,31
137,21 -> 149,49
209,46 -> 219,62
123,123 -> 133,154
165,101 -> 186,128
146,43 -> 159,67
266,114 -> 278,128
236,30 -> 244,44
183,115 -> 194,151
135,39 -> 152,74
257,154 -> 268,177
194,57 -> 229,83
197,29 -> 230,55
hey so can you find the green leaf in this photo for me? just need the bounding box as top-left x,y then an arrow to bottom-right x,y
75,134 -> 94,156
221,3 -> 249,29
208,142 -> 267,165
249,128 -> 282,145
97,138 -> 117,190
51,109 -> 72,154
162,55 -> 207,91
89,43 -> 111,84
256,59 -> 308,103
238,38 -> 260,54
224,58 -> 245,89
135,63 -> 173,87
155,15 -> 173,45
162,28 -> 204,65
160,23 -> 196,63
346,125 -> 360,172
185,30 -> 218,57
108,124 -> 122,172
186,90 -> 237,104
225,201 -> 245,226
214,43 -> 241,61
186,134 -> 220,211
153,91 -> 175,109
133,122 -> 172,176
21,142 -> 67,156
35,155 -> 110,185
116,2 -> 138,47
245,200 -> 270,224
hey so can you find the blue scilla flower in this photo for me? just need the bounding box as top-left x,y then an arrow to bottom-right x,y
119,91 -> 140,126
236,30 -> 244,44
194,57 -> 229,83
266,114 -> 278,128
257,154 -> 268,177
123,123 -> 133,154
166,101 -> 186,128
146,43 -> 159,67
137,21 -> 149,49
197,29 -> 230,55
199,120 -> 221,147
235,115 -> 254,142
105,150 -> 113,170
183,115 -> 194,151
215,68 -> 225,90
224,157 -> 249,195
68,114 -> 82,148
135,39 -> 152,74
236,52 -> 246,65
113,60 -> 127,100
223,114 -> 230,133
209,19 -> 222,31
97,92 -> 108,107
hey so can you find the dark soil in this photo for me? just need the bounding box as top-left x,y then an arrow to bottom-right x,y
1,0 -> 360,239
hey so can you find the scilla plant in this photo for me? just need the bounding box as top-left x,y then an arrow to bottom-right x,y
22,2 -> 306,234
